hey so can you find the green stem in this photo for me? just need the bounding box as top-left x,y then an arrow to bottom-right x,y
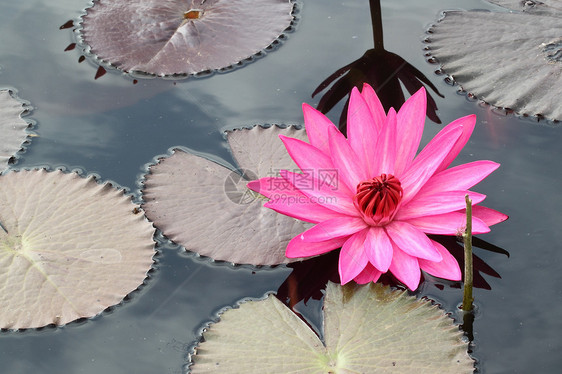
462,195 -> 473,311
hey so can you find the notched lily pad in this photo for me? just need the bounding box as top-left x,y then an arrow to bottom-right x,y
0,169 -> 155,329
189,282 -> 474,373
0,90 -> 33,172
141,125 -> 310,265
426,6 -> 562,121
80,0 -> 294,77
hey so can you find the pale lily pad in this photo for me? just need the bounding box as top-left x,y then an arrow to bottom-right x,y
142,125 -> 310,265
0,169 -> 155,329
489,0 -> 562,16
80,0 -> 294,77
426,7 -> 562,121
190,282 -> 474,373
0,90 -> 32,172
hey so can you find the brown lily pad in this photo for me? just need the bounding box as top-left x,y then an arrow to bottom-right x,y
142,125 -> 311,265
426,6 -> 562,121
80,0 -> 294,77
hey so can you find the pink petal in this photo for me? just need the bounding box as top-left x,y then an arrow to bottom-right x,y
302,103 -> 336,154
417,160 -> 500,196
279,170 -> 357,216
396,190 -> 486,221
286,234 -> 347,258
389,245 -> 421,291
404,212 -> 490,235
419,240 -> 462,281
360,83 -> 386,132
372,108 -> 397,176
247,177 -> 296,199
328,125 -> 369,191
385,221 -> 442,262
339,229 -> 370,284
400,125 -> 463,204
435,115 -> 476,173
279,167 -> 342,193
472,205 -> 509,226
347,87 -> 379,175
248,177 -> 345,224
300,216 -> 367,242
279,135 -> 334,172
394,87 -> 427,176
364,226 -> 393,272
353,262 -> 382,284
264,197 -> 344,224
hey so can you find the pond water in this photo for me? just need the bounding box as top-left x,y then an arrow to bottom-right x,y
1,0 -> 561,373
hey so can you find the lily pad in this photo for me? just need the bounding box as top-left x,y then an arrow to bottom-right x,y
0,169 -> 155,329
426,6 -> 562,121
489,0 -> 562,16
80,0 -> 294,77
190,282 -> 474,373
0,90 -> 33,172
142,125 -> 310,265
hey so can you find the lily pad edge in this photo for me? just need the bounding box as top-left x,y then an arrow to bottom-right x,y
0,88 -> 36,173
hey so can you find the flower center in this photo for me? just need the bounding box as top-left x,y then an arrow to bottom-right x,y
354,174 -> 403,226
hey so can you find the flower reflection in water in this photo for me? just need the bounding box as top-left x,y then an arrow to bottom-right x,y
312,0 -> 443,133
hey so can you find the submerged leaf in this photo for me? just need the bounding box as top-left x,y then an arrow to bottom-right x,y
190,282 -> 474,373
0,170 -> 155,329
427,8 -> 562,121
142,125 -> 310,265
80,0 -> 293,76
0,90 -> 32,172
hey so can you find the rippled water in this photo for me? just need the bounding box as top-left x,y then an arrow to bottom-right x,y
0,0 -> 561,373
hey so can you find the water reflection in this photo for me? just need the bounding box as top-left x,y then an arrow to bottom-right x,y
312,0 -> 442,132
431,236 -> 509,291
424,235 -> 509,344
0,4 -> 174,117
277,235 -> 508,316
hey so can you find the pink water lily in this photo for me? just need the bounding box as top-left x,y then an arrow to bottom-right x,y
248,84 -> 507,290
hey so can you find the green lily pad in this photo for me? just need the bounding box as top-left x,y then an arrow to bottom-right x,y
0,90 -> 33,172
0,169 -> 155,329
190,282 -> 474,373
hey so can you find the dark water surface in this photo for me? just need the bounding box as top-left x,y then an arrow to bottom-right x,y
1,0 -> 561,373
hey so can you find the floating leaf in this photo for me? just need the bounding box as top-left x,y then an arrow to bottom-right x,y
190,282 -> 474,373
0,90 -> 32,172
80,0 -> 294,76
142,125 -> 310,265
489,0 -> 562,16
0,170 -> 155,329
426,7 -> 562,121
